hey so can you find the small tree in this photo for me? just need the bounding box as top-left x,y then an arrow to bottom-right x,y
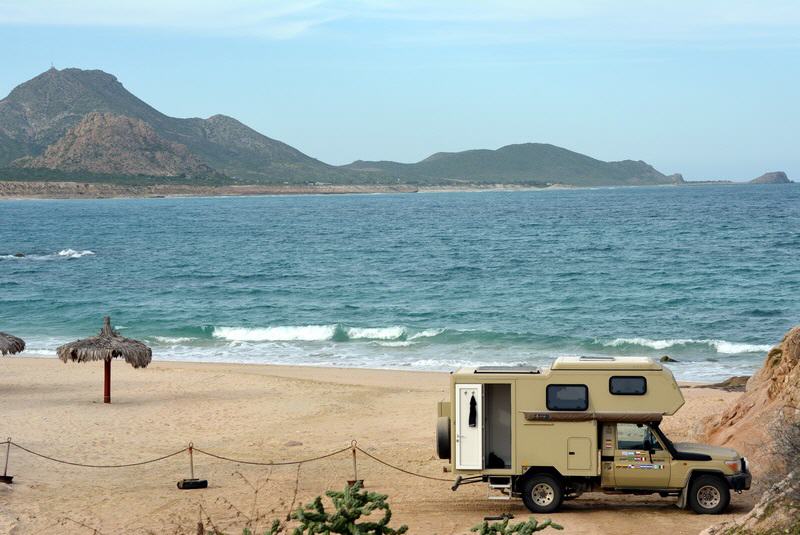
289,482 -> 408,535
471,516 -> 563,535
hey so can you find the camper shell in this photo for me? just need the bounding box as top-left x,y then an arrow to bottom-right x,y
435,356 -> 750,514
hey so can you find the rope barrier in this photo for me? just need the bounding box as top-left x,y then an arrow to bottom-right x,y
2,439 -> 454,483
355,445 -> 452,482
9,440 -> 187,469
193,445 -> 352,466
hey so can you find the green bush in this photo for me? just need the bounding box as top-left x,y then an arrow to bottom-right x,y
471,516 -> 563,535
288,482 -> 408,534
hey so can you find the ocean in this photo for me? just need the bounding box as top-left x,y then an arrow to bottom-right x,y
2,184 -> 798,381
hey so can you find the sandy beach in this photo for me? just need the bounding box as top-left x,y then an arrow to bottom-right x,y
0,357 -> 752,534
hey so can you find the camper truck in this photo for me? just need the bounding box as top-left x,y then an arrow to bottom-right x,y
435,356 -> 751,514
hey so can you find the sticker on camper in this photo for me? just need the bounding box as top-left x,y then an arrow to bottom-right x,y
616,464 -> 663,470
619,450 -> 648,459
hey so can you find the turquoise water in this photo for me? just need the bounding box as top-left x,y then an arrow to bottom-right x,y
2,184 -> 798,380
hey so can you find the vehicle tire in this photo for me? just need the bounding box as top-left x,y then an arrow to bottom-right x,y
521,474 -> 564,514
688,475 -> 730,514
436,416 -> 451,460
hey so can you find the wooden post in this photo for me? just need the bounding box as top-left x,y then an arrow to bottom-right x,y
104,358 -> 111,404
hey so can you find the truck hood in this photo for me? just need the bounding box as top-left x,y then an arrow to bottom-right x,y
673,442 -> 739,460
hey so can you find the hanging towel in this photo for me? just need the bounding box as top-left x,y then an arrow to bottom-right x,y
468,394 -> 477,427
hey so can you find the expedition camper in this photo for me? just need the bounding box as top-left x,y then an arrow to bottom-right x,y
435,356 -> 751,514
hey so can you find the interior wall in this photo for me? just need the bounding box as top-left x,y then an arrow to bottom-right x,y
484,383 -> 512,468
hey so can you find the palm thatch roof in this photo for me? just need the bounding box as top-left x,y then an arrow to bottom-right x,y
0,332 -> 25,355
57,316 -> 151,368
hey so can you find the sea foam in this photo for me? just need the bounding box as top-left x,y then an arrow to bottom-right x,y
213,325 -> 337,342
0,249 -> 95,260
605,337 -> 772,354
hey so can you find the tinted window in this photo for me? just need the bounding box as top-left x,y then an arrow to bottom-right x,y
609,376 -> 647,395
546,384 -> 588,411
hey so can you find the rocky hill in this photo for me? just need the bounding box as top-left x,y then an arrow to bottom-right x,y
14,112 -> 221,180
701,325 -> 800,534
0,67 -> 682,187
0,67 -> 350,183
705,325 -> 800,470
343,143 -> 684,187
749,171 -> 792,184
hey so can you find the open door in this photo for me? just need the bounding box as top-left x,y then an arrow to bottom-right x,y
455,384 -> 483,470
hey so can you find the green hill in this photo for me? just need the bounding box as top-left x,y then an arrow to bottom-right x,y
0,68 -> 681,187
342,143 -> 682,187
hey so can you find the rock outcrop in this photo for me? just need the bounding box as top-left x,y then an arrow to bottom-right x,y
14,112 -> 219,178
701,470 -> 799,535
704,325 -> 800,472
750,171 -> 792,184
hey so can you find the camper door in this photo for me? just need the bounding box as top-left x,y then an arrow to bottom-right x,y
455,383 -> 483,470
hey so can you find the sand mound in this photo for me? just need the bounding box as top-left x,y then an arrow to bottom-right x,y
704,325 -> 800,473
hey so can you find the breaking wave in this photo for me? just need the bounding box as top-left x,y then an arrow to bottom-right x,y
0,249 -> 95,260
604,337 -> 772,354
348,326 -> 406,340
211,324 -> 447,343
213,325 -> 338,342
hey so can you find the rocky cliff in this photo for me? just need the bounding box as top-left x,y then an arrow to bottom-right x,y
15,112 -> 220,179
705,325 -> 800,471
701,325 -> 800,534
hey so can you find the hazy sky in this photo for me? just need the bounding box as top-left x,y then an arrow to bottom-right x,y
1,1 -> 798,180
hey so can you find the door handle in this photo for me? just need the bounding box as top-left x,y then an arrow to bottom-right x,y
568,451 -> 575,455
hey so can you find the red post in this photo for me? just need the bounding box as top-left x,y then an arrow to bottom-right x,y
104,358 -> 111,404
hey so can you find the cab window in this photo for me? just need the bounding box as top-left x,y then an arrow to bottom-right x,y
616,423 -> 662,450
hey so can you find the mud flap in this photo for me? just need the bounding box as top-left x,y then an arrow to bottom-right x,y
676,485 -> 688,509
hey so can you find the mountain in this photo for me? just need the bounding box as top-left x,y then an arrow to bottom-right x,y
0,67 -> 351,183
750,171 -> 792,184
0,67 -> 680,187
14,112 -> 221,180
342,143 -> 683,187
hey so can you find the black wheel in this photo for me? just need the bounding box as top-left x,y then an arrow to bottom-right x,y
436,416 -> 451,460
688,475 -> 730,514
521,474 -> 563,514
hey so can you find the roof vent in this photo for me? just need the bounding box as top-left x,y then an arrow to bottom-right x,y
475,366 -> 540,374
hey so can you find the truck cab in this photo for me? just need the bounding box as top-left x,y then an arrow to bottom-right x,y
435,356 -> 751,514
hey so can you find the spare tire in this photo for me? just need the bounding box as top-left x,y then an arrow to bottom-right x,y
436,416 -> 451,460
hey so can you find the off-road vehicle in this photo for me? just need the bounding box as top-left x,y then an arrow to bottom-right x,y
435,356 -> 751,514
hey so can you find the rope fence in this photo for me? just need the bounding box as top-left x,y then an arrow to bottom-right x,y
1,437 -> 453,485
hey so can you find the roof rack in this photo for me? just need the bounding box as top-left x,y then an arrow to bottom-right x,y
474,366 -> 541,374
578,356 -> 616,361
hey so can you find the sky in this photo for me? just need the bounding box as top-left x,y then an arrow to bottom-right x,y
1,0 -> 799,180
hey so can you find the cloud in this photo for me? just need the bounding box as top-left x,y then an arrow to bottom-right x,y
0,0 -> 799,44
0,0 -> 337,39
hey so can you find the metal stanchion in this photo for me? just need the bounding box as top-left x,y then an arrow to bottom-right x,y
347,440 -> 363,487
178,442 -> 207,489
1,438 -> 12,484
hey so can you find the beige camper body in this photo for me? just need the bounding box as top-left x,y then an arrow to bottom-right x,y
435,356 -> 751,514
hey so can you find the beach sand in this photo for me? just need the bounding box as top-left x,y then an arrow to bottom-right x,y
0,357 -> 751,534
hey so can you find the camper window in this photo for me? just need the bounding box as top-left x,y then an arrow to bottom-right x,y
546,384 -> 588,411
609,376 -> 647,395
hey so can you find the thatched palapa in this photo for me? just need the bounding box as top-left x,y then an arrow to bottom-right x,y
57,316 -> 152,403
0,332 -> 25,356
